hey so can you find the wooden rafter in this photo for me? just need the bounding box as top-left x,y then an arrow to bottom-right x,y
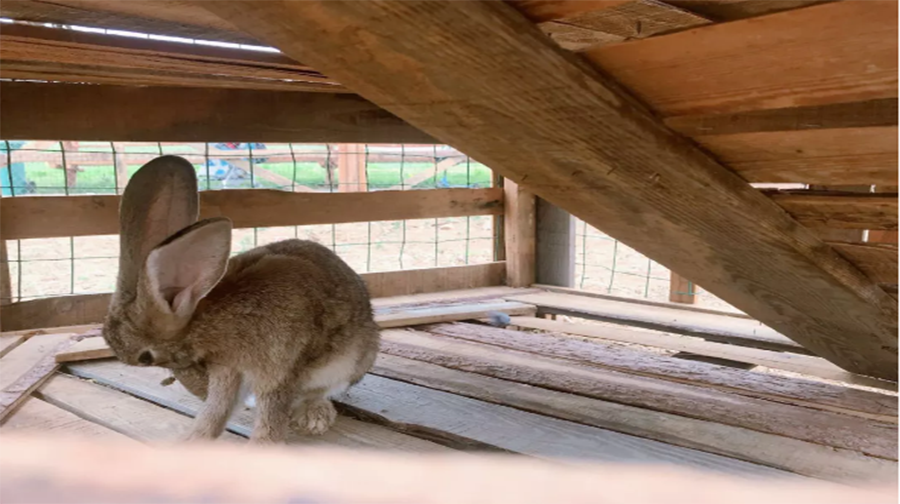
196,1 -> 898,380
0,82 -> 432,143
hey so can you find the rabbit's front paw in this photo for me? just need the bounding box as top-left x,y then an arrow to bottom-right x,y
294,399 -> 336,436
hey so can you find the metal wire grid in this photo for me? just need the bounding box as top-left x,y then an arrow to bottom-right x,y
0,141 -> 497,303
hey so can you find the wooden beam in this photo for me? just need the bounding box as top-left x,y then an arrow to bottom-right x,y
0,188 -> 503,240
668,273 -> 697,304
336,143 -> 368,192
199,1 -> 899,379
503,180 -> 536,288
585,2 -> 897,116
869,185 -> 900,244
0,82 -> 432,143
828,242 -> 898,286
0,241 -> 11,307
0,263 -> 507,331
769,191 -> 897,230
0,23 -> 339,92
695,127 -> 898,185
665,98 -> 899,137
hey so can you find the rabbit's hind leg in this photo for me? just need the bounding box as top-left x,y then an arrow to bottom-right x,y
251,379 -> 300,444
292,388 -> 337,436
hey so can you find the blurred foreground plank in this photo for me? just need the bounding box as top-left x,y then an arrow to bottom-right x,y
0,433 -> 896,504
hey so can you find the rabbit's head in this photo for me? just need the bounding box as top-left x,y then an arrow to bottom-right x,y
103,156 -> 233,369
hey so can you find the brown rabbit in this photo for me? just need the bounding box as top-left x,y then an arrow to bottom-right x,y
102,156 -> 380,443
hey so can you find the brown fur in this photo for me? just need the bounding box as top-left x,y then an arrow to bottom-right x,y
102,156 -> 380,443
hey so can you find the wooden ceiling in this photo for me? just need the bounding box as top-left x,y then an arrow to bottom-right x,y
0,0 -> 896,379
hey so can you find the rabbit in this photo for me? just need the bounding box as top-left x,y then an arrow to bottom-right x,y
101,155 -> 380,443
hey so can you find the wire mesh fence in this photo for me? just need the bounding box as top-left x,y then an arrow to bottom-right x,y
1,141 -> 497,303
574,219 -> 739,313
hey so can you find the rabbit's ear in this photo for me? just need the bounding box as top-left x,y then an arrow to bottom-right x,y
117,156 -> 199,300
143,218 -> 232,319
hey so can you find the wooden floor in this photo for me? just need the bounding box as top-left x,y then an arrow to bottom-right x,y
0,287 -> 896,485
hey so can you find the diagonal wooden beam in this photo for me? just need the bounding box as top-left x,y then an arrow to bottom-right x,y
197,1 -> 898,380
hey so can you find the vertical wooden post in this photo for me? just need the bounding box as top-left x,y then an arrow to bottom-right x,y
62,141 -> 79,189
669,273 -> 697,304
493,172 -> 506,262
112,142 -> 129,193
535,198 -> 574,287
504,179 -> 536,287
337,143 -> 367,192
0,240 -> 10,307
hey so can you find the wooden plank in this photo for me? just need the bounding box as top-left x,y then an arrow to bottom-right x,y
511,1 -> 631,22
371,286 -> 534,309
536,0 -> 711,51
382,327 -> 898,458
54,337 -> 111,363
36,373 -> 245,443
694,127 -> 898,185
503,180 -> 536,288
869,185 -> 900,244
506,291 -> 804,352
200,1 -> 899,380
342,374 -> 787,476
0,241 -> 10,307
828,242 -> 898,285
363,263 -> 506,299
372,353 -> 895,483
0,0 -> 259,45
67,360 -> 451,452
586,2 -> 898,116
0,334 -> 76,422
0,23 -> 340,92
7,434 -> 899,504
505,317 -> 898,392
769,191 -> 897,230
0,334 -> 26,360
0,265 -> 510,331
669,272 -> 697,304
336,143 -> 367,192
664,1 -> 834,22
0,396 -> 133,442
422,322 -> 897,418
377,301 -> 535,329
0,188 -> 503,240
533,284 -> 752,318
665,98 -> 899,137
0,82 -> 432,143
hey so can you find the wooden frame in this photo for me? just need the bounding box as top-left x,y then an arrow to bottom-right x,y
1,188 -> 502,240
199,1 -> 898,379
0,82 -> 433,143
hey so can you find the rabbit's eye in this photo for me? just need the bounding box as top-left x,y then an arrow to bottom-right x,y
138,350 -> 154,366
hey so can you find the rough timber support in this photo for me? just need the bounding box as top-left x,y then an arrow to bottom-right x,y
198,1 -> 898,380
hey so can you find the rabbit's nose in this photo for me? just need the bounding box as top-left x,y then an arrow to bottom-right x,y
137,350 -> 154,366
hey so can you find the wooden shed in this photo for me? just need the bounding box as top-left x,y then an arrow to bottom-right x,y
0,0 -> 897,498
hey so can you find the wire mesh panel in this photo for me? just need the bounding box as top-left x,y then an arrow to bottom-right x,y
574,218 -> 740,313
0,141 -> 497,304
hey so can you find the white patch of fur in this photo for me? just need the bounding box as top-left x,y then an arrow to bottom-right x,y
304,350 -> 358,398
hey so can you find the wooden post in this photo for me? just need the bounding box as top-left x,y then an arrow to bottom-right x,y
0,240 -> 10,306
669,273 -> 698,304
535,198 -> 574,287
62,141 -> 79,189
337,143 -> 368,192
504,179 -> 536,287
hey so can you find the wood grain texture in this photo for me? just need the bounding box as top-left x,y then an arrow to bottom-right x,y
0,241 -> 10,307
372,353 -> 894,483
586,1 -> 898,116
0,82 -> 432,143
68,360 -> 452,452
0,334 -> 75,422
506,291 -> 803,352
342,374 -> 785,476
199,0 -> 899,379
533,284 -> 752,318
769,191 -> 898,230
665,98 -> 899,137
828,242 -> 898,285
36,373 -> 245,443
0,188 -> 502,240
664,0 -> 834,22
381,327 -> 898,459
695,127 -> 898,185
54,337 -> 112,363
504,317 -> 898,393
7,435 -> 898,504
503,180 -> 536,287
0,23 -> 339,92
0,264 -> 510,331
0,396 -> 133,441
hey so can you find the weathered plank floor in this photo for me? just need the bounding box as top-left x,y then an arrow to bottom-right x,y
0,287 -> 896,485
